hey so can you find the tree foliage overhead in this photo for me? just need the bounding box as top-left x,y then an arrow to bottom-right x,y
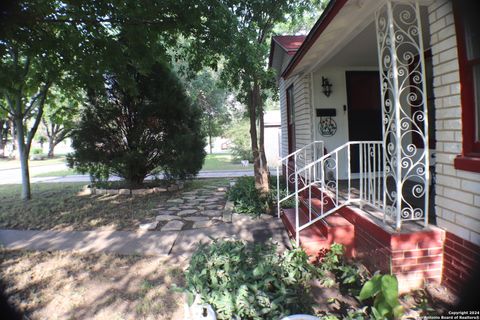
0,0 -> 324,199
226,118 -> 253,162
68,61 -> 206,186
186,70 -> 231,154
0,0 -> 232,199
273,0 -> 327,35
185,0 -> 323,196
42,86 -> 82,158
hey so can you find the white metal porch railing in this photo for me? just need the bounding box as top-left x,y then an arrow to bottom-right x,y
275,141 -> 324,205
276,141 -> 384,245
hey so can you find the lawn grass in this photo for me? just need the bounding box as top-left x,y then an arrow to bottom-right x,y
1,154 -> 248,179
32,168 -> 77,177
0,250 -> 186,319
0,156 -> 66,170
0,178 -> 229,231
202,153 -> 252,171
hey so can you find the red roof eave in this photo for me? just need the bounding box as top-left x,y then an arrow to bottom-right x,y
269,35 -> 306,68
281,0 -> 348,79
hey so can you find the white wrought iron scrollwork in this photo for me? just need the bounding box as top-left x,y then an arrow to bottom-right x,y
376,1 -> 429,229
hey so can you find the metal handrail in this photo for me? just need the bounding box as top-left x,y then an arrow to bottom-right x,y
275,141 -> 324,221
279,141 -> 384,245
278,140 -> 324,162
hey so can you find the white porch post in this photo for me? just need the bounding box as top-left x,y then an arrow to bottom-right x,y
375,0 -> 430,230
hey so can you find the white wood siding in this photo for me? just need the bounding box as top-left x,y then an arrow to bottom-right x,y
279,74 -> 312,166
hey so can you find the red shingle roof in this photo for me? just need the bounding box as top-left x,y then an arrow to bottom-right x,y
272,35 -> 306,55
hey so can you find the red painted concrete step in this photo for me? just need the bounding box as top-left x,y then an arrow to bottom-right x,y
324,212 -> 355,257
281,208 -> 329,259
281,206 -> 355,260
303,195 -> 355,257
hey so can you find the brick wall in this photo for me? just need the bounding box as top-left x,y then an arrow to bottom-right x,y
340,206 -> 445,293
429,0 -> 480,248
428,0 -> 480,293
443,231 -> 480,295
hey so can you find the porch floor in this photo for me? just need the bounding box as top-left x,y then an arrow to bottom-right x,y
334,179 -> 436,234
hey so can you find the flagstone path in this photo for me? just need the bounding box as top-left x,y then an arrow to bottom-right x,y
0,181 -> 290,257
138,183 -> 232,232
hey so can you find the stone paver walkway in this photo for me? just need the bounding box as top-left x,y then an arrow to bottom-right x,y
0,181 -> 291,257
0,215 -> 289,257
140,184 -> 231,232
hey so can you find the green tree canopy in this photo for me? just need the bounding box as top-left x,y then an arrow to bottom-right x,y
187,0 -> 323,195
0,0 -> 231,199
186,70 -> 231,154
41,86 -> 83,158
68,61 -> 206,186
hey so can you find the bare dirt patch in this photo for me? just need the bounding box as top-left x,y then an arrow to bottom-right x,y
0,250 -> 186,320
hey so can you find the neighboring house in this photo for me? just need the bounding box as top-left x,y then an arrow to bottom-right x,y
270,0 -> 479,294
264,110 -> 282,167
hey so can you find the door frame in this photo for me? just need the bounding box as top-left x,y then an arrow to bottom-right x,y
345,70 -> 383,142
286,84 -> 295,154
345,71 -> 383,173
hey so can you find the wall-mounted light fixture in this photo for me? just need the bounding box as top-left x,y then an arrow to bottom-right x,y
322,76 -> 332,97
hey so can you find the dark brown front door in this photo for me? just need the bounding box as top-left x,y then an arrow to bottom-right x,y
286,85 -> 295,154
346,71 -> 383,172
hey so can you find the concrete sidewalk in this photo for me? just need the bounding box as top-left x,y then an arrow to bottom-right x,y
0,214 -> 290,257
0,169 -> 255,185
0,229 -> 178,256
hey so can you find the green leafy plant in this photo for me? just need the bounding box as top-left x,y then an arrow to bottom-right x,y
358,274 -> 404,320
183,240 -> 318,320
320,243 -> 345,272
31,147 -> 43,155
319,307 -> 368,320
412,290 -> 436,316
227,176 -> 271,216
228,176 -> 294,217
317,244 -> 368,296
269,177 -> 296,209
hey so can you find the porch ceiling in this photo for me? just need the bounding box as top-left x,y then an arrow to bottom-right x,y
323,21 -> 377,67
286,0 -> 433,77
285,0 -> 382,77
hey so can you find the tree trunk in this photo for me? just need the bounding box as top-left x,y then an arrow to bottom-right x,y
248,81 -> 269,196
47,135 -> 55,158
209,134 -> 213,154
208,116 -> 213,154
258,94 -> 269,181
9,81 -> 49,200
10,121 -> 18,159
14,116 -> 31,200
0,120 -> 5,158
